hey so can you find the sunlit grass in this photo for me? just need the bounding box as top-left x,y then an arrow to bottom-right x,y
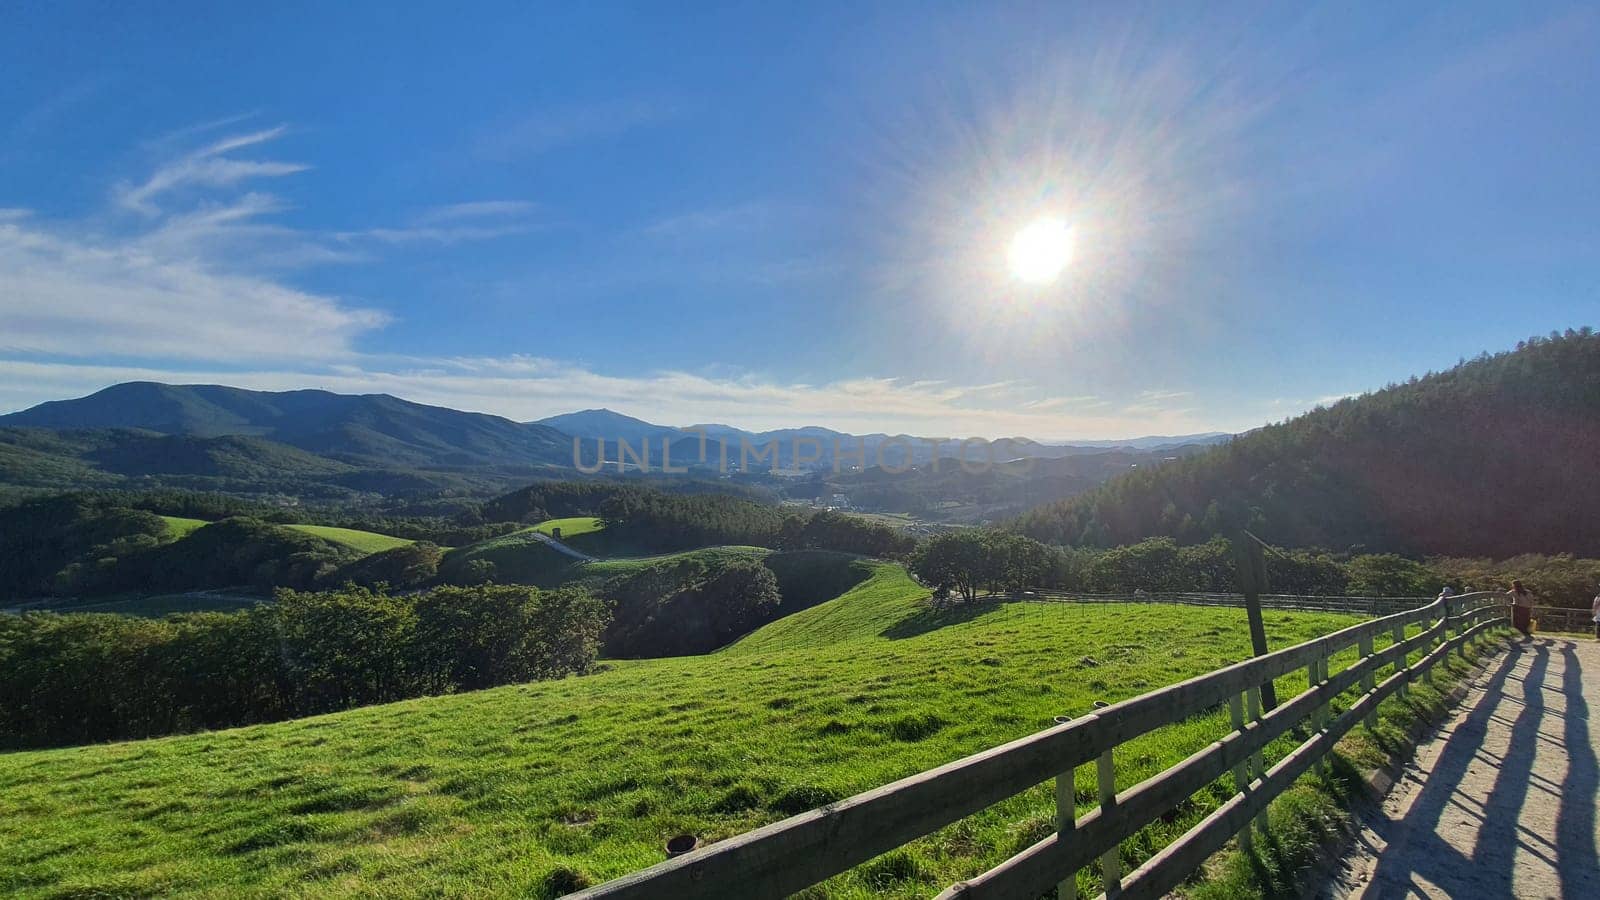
158,515 -> 208,538
531,517 -> 605,539
282,524 -> 413,555
0,563 -> 1450,899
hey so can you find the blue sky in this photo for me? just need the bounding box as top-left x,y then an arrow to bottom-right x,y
2,1 -> 1596,439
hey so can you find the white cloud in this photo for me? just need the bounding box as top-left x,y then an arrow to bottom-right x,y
476,99 -> 681,161
415,201 -> 537,223
0,217 -> 387,361
334,199 -> 541,246
115,125 -> 308,214
640,203 -> 772,239
0,123 -> 561,364
0,118 -> 1249,441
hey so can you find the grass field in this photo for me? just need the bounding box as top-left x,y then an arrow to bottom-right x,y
531,517 -> 605,539
159,515 -> 209,538
0,563 -> 1502,899
573,545 -> 770,579
282,524 -> 413,555
161,516 -> 411,555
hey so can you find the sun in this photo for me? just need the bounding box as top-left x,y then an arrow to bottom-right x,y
1007,217 -> 1074,285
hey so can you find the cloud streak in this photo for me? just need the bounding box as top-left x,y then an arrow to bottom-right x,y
116,125 -> 308,214
476,98 -> 681,161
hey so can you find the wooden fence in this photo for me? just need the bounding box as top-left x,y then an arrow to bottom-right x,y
1530,605 -> 1596,634
571,592 -> 1510,900
1004,589 -> 1431,616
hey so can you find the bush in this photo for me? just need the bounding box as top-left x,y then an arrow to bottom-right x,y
600,558 -> 783,657
1344,554 -> 1437,596
0,583 -> 607,750
330,541 -> 443,589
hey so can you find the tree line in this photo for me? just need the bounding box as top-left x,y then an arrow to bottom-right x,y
909,531 -> 1600,609
1015,330 -> 1600,558
0,584 -> 605,750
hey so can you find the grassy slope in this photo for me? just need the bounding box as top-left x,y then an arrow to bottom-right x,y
532,517 -> 605,539
159,515 -> 209,538
573,545 -> 769,579
0,564 -> 1416,900
283,524 -> 413,555
162,516 -> 409,554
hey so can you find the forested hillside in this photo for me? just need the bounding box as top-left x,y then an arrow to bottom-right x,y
1016,331 -> 1600,557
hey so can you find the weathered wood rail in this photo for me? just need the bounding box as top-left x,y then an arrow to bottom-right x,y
1007,589 -> 1431,616
571,592 -> 1510,900
1529,604 -> 1596,634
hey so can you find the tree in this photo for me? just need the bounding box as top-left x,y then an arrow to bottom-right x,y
1346,554 -> 1436,596
909,531 -> 992,602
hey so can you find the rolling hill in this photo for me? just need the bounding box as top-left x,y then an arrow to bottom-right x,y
0,565 -> 1383,899
1016,330 -> 1600,557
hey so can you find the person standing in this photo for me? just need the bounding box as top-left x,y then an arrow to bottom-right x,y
1508,579 -> 1535,636
1591,584 -> 1600,640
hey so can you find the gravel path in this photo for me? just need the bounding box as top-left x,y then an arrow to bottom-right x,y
1323,635 -> 1600,899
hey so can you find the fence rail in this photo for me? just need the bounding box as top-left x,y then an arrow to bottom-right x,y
1530,605 -> 1595,634
1005,589 -> 1431,616
572,592 -> 1510,900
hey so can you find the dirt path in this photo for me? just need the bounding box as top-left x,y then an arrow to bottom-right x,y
527,530 -> 595,562
1323,635 -> 1600,899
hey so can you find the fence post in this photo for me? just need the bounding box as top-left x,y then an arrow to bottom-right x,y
1055,766 -> 1077,900
1421,616 -> 1435,685
1307,656 -> 1326,775
1393,621 -> 1408,699
1246,685 -> 1267,831
1359,634 -> 1378,730
1227,692 -> 1253,853
1097,749 -> 1121,894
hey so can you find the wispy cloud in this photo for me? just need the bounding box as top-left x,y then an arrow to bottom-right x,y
476,98 -> 681,161
415,201 -> 537,223
115,125 -> 308,214
0,215 -> 386,361
1,121 -> 545,364
1119,389 -> 1197,417
640,203 -> 773,239
0,118 -> 1243,440
336,200 -> 541,246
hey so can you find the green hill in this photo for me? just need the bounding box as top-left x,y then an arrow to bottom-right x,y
532,516 -> 605,539
437,529 -> 578,585
158,515 -> 208,538
1017,330 -> 1600,557
0,566 -> 1375,899
283,524 -> 414,554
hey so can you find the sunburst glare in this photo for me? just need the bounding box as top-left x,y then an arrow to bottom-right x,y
1007,217 -> 1074,284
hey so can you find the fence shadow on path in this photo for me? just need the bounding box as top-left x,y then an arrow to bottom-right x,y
1362,641 -> 1533,896
1556,643 -> 1599,898
1361,639 -> 1600,897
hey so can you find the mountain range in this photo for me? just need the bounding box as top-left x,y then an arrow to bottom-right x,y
0,383 -> 1229,504
534,407 -> 1230,471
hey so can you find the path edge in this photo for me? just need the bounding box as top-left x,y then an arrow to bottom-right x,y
1296,636 -> 1514,900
